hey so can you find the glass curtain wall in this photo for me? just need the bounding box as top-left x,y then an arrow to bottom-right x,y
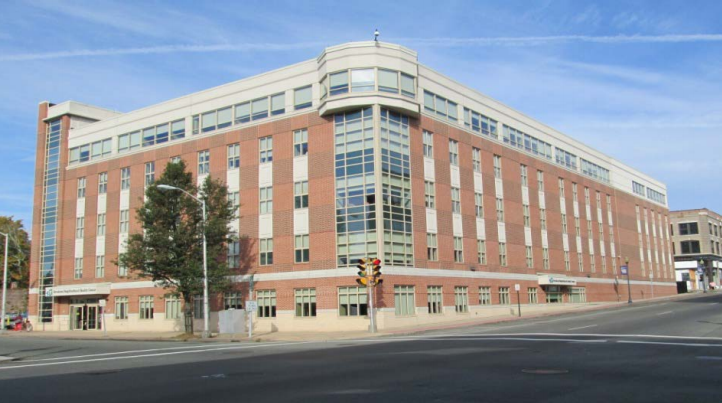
39,119 -> 62,322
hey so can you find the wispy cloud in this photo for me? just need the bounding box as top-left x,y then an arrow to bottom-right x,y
395,34 -> 722,47
0,42 -> 327,62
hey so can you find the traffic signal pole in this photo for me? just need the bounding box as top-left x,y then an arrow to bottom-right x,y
367,263 -> 377,334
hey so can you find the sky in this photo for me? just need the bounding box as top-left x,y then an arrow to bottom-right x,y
1,0 -> 722,230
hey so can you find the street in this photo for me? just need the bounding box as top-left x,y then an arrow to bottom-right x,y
2,293 -> 722,402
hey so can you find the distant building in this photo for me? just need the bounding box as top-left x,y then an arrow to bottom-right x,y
670,208 -> 722,291
29,41 -> 676,333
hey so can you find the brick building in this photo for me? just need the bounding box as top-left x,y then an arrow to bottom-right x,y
670,208 -> 722,292
29,41 -> 676,332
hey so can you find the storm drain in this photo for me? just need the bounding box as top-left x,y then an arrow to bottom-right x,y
522,369 -> 569,375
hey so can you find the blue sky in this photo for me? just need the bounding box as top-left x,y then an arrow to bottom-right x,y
2,0 -> 722,230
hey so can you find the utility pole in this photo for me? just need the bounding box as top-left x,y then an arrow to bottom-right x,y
625,257 -> 632,304
0,231 -> 8,334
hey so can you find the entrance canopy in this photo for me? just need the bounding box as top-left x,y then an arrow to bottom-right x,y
538,275 -> 577,286
51,283 -> 111,297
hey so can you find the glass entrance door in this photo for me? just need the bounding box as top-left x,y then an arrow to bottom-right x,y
70,304 -> 101,330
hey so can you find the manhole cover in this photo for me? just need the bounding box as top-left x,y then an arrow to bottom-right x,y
522,369 -> 569,375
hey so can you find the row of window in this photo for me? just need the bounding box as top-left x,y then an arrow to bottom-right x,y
502,125 -> 553,160
580,158 -> 610,184
322,68 -> 415,99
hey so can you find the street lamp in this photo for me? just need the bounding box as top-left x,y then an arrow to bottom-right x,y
157,184 -> 210,339
625,257 -> 632,304
699,259 -> 707,294
0,231 -> 8,334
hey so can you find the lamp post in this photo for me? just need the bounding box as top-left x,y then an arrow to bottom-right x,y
699,259 -> 707,294
157,184 -> 210,339
625,257 -> 632,304
0,231 -> 8,334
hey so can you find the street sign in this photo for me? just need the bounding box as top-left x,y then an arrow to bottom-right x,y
514,284 -> 520,292
620,265 -> 628,276
245,300 -> 258,312
98,299 -> 107,307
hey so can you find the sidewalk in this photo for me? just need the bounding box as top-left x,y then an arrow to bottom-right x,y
0,291 -> 708,343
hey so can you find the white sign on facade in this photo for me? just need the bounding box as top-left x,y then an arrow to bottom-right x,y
52,283 -> 112,297
245,300 -> 258,312
538,275 -> 577,286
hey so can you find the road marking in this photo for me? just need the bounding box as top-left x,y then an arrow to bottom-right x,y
656,311 -> 674,316
567,324 -> 598,331
697,356 -> 722,360
709,303 -> 719,306
0,341 -> 315,370
414,333 -> 722,342
15,343 -> 244,363
618,340 -> 722,348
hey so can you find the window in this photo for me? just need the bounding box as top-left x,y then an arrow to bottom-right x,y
95,255 -> 104,277
546,286 -> 563,303
98,172 -> 108,194
454,286 -> 469,313
572,183 -> 578,201
259,136 -> 273,163
293,129 -> 308,157
422,131 -> 433,158
115,297 -> 128,320
294,86 -> 312,109
480,286 -> 491,305
575,217 -> 581,234
234,102 -> 250,124
330,71 -> 349,95
165,295 -> 181,319
562,213 -> 568,234
394,285 -> 415,316
427,233 -> 438,261
295,288 -> 317,317
74,257 -> 83,279
424,181 -> 435,208
118,261 -> 128,277
75,217 -> 84,239
145,162 -> 155,186
543,248 -> 550,270
193,295 -> 204,319
493,155 -> 502,178
271,93 -> 285,116
528,288 -> 538,304
463,107 -> 499,138
139,296 -> 154,320
257,290 -> 277,318
295,234 -> 310,263
89,138 -> 112,160
570,287 -> 587,303
523,205 -> 531,227
590,255 -> 596,273
448,140 -> 459,166
584,187 -> 590,205
472,148 -> 481,172
120,167 -> 130,190
400,73 -> 415,97
351,69 -> 375,92
503,125 -> 553,159
451,187 -> 461,214
540,209 -> 547,230
338,286 -> 367,316
537,170 -> 544,191
77,177 -> 86,199
558,178 -> 565,196
578,252 -> 584,272
499,242 -> 507,266
197,150 -> 210,175
251,97 -> 268,121
97,213 -> 106,236
520,164 -> 528,187
646,188 -> 666,205
475,193 -> 484,218
581,159 -> 611,183
496,198 -> 504,222
679,222 -> 699,235
294,181 -> 308,209
170,156 -> 181,164
260,238 -> 273,265
526,246 -> 533,268
555,147 -> 578,170
564,251 -> 571,271
227,240 -> 240,269
454,236 -> 464,263
227,144 -> 240,170
427,286 -> 443,314
378,69 -> 399,93
424,91 -> 457,122
224,292 -> 243,310
681,240 -> 701,254
478,240 -> 487,264
260,186 -> 273,214
499,287 -> 510,305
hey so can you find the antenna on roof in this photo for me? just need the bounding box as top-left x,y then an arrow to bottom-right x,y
374,29 -> 380,42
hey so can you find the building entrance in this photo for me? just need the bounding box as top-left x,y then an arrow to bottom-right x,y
70,299 -> 102,330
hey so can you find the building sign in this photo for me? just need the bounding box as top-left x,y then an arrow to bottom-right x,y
538,275 -> 577,286
51,283 -> 111,297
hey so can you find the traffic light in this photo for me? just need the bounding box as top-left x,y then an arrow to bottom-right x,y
371,258 -> 382,285
356,258 -> 368,286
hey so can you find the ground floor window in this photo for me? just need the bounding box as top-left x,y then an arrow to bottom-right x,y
165,295 -> 181,319
193,295 -> 205,319
224,292 -> 243,310
454,286 -> 469,313
479,286 -> 491,305
115,296 -> 128,320
394,285 -> 415,316
546,286 -> 563,303
428,286 -> 443,314
499,287 -> 510,305
257,289 -> 277,318
528,288 -> 538,304
295,288 -> 317,317
139,296 -> 154,320
338,286 -> 368,316
570,287 -> 587,303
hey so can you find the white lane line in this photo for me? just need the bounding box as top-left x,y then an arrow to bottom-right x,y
709,303 -> 719,306
618,340 -> 722,348
567,324 -> 598,331
16,343 -> 244,363
353,337 -> 607,343
0,341 -> 314,370
697,356 -> 722,360
656,311 -> 674,316
404,333 -> 722,342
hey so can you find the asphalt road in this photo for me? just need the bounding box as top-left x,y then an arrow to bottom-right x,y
2,293 -> 722,402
